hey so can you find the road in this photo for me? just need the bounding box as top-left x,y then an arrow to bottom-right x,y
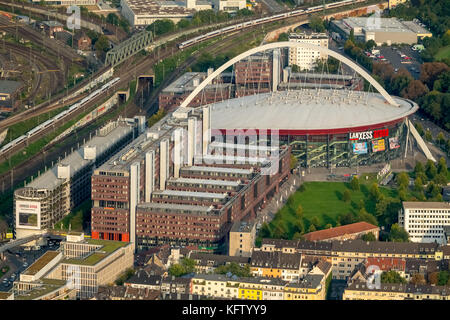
0,240 -> 61,292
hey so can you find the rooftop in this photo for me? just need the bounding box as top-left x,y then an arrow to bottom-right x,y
152,189 -> 228,200
137,202 -> 215,214
168,177 -> 241,187
22,121 -> 133,191
402,201 -> 450,210
338,17 -> 431,35
23,251 -> 60,276
123,0 -> 198,16
231,220 -> 255,233
0,80 -> 22,94
14,278 -> 67,300
181,165 -> 253,175
62,239 -> 128,266
209,90 -> 417,132
303,222 -> 379,242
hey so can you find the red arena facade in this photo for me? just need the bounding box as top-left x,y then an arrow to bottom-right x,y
208,90 -> 418,168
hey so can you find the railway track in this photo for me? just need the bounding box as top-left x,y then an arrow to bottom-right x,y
0,15 -> 82,66
0,41 -> 65,101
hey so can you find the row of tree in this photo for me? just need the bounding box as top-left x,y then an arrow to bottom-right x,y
146,9 -> 253,37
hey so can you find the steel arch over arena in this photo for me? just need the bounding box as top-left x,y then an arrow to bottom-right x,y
180,42 -> 420,168
180,41 -> 400,108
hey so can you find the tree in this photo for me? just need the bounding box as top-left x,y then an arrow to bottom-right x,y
324,223 -> 333,229
400,80 -> 429,100
414,177 -> 423,192
338,212 -> 354,225
146,19 -> 176,36
429,272 -> 439,285
420,62 -> 450,88
438,271 -> 450,286
259,222 -> 271,238
425,129 -> 433,142
389,223 -> 409,242
168,264 -> 185,277
106,13 -> 119,26
350,176 -> 360,191
361,232 -> 376,241
308,224 -> 316,232
425,160 -> 438,180
291,64 -> 300,72
177,19 -> 190,29
426,181 -> 440,199
309,15 -> 325,32
365,39 -> 377,51
295,204 -> 304,219
410,273 -> 426,285
437,132 -> 446,148
215,263 -> 252,277
437,157 -> 448,176
358,208 -> 378,226
342,189 -> 351,203
370,183 -> 382,201
94,34 -> 110,60
278,32 -> 289,42
396,172 -> 409,189
311,216 -> 320,228
381,271 -> 406,284
181,258 -> 196,274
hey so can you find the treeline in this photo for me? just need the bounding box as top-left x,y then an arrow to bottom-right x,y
372,61 -> 450,130
146,9 -> 254,37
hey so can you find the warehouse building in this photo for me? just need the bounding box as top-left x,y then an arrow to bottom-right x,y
14,118 -> 140,239
121,0 -> 246,27
330,17 -> 432,45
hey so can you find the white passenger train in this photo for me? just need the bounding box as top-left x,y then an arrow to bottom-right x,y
178,0 -> 365,49
0,77 -> 121,155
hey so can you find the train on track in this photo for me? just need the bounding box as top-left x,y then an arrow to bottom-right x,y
178,0 -> 368,49
0,77 -> 120,155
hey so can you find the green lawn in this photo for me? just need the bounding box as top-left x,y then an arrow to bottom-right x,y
265,180 -> 399,240
435,45 -> 450,61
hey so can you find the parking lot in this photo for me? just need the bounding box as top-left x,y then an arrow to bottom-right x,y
0,239 -> 61,292
378,45 -> 423,79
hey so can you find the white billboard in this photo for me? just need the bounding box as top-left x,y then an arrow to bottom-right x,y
16,200 -> 41,230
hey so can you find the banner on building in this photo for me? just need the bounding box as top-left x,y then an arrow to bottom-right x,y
352,142 -> 368,154
372,139 -> 386,152
389,137 -> 400,149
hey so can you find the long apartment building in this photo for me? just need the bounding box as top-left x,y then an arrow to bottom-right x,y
259,238 -> 450,280
13,118 -> 140,240
343,281 -> 450,300
91,105 -> 291,251
399,201 -> 450,244
191,272 -> 327,300
288,32 -> 329,71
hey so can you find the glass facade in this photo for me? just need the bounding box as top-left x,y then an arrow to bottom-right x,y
285,120 -> 407,168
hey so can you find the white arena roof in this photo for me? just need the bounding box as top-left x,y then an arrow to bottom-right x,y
209,90 -> 418,132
